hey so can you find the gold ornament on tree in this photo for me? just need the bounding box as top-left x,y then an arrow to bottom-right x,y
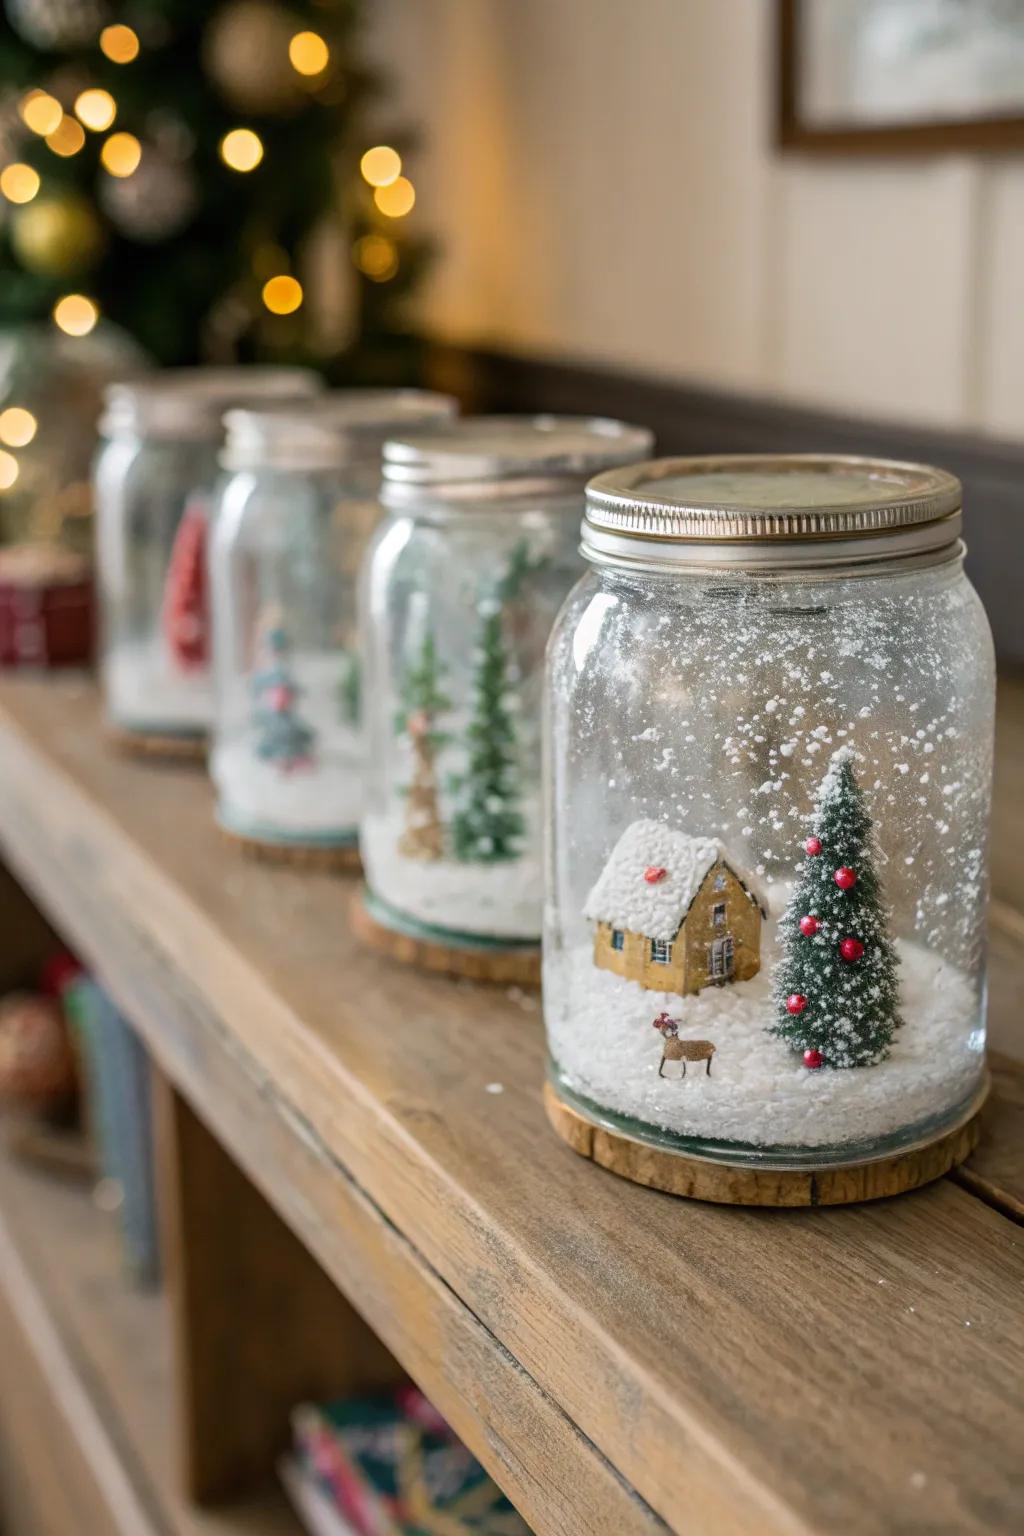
10,192 -> 105,277
203,0 -> 304,115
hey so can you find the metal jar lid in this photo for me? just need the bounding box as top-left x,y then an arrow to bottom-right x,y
381,415 -> 654,509
582,454 -> 964,575
100,367 -> 321,443
221,389 -> 458,473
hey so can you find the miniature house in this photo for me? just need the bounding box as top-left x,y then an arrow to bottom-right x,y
584,820 -> 765,995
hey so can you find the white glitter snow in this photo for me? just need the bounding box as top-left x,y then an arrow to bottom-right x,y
361,801 -> 543,940
545,929 -> 982,1150
104,638 -> 212,731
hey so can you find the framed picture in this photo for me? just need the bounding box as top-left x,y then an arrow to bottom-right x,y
778,0 -> 1024,151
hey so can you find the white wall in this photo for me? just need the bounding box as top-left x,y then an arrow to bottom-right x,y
367,0 -> 1024,439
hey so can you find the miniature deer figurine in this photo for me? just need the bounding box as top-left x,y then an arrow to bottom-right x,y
652,1012 -> 716,1078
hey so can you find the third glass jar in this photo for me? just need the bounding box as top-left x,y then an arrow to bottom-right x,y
360,416 -> 652,957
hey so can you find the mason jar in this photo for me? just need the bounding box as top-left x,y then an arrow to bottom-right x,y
359,416 -> 653,971
544,455 -> 994,1195
95,367 -> 319,752
208,390 -> 457,864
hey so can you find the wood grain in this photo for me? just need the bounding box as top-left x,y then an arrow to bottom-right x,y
0,678 -> 1021,1536
545,1080 -> 985,1206
154,1073 -> 402,1503
105,722 -> 208,763
0,1147 -> 302,1536
955,1052 -> 1024,1221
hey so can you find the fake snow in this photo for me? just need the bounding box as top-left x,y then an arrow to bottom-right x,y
584,820 -> 740,941
212,652 -> 362,839
361,799 -> 543,941
545,928 -> 981,1151
104,638 -> 212,732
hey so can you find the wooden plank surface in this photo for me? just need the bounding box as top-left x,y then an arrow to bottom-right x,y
0,676 -> 1021,1536
0,1143 -> 302,1536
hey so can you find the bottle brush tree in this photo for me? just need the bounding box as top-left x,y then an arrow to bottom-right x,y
451,600 -> 524,863
771,747 -> 902,1068
251,622 -> 314,770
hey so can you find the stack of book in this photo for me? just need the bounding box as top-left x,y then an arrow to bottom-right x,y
280,1386 -> 531,1536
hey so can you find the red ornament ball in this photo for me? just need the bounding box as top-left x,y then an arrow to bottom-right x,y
803,1048 -> 824,1070
644,865 -> 667,884
786,993 -> 808,1015
804,836 -> 822,856
834,866 -> 857,890
839,936 -> 865,962
799,914 -> 820,937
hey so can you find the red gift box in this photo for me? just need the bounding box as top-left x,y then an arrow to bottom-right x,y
0,544 -> 94,668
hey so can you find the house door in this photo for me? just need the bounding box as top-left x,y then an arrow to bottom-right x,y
708,935 -> 735,983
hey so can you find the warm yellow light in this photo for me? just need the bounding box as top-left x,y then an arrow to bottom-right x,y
360,145 -> 401,188
262,275 -> 303,315
101,132 -> 142,177
20,90 -> 63,137
0,408 -> 37,448
354,234 -> 399,283
100,24 -> 140,64
288,31 -> 329,76
0,163 -> 40,204
75,89 -> 117,132
53,294 -> 99,337
220,128 -> 263,172
46,116 -> 86,157
373,175 -> 415,218
0,451 -> 19,491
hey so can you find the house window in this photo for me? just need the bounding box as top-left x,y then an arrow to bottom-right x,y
713,873 -> 726,891
610,928 -> 625,952
708,935 -> 735,981
650,938 -> 673,965
713,901 -> 726,927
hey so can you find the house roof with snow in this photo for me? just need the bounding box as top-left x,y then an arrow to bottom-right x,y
584,819 -> 765,942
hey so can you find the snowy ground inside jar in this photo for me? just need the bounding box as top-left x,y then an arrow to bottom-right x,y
213,742 -> 361,839
104,639 -> 212,732
212,653 -> 362,839
545,939 -> 983,1150
361,808 -> 543,941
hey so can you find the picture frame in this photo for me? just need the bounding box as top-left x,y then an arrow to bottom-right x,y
777,0 -> 1024,153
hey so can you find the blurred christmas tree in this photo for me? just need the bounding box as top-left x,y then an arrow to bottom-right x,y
0,0 -> 432,374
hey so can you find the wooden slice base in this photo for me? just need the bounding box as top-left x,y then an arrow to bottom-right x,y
219,825 -> 362,874
351,887 -> 541,987
106,723 -> 208,764
544,1078 -> 988,1207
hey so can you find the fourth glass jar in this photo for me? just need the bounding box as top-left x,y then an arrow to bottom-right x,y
544,454 -> 994,1200
359,416 -> 653,976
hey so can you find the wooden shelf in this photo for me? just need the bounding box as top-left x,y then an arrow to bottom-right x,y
0,1142 -> 301,1536
0,675 -> 1022,1536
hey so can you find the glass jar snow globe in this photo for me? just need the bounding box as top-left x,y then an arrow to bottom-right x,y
359,416 -> 653,980
95,367 -> 320,755
544,455 -> 994,1202
208,390 -> 458,865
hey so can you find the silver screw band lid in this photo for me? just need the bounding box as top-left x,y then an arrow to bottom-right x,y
582,454 -> 964,573
381,415 -> 654,507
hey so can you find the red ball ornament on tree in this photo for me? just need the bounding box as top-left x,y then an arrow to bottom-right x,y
834,866 -> 857,890
803,1048 -> 823,1070
799,914 -> 820,937
839,936 -> 865,962
804,836 -> 822,856
786,993 -> 807,1015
